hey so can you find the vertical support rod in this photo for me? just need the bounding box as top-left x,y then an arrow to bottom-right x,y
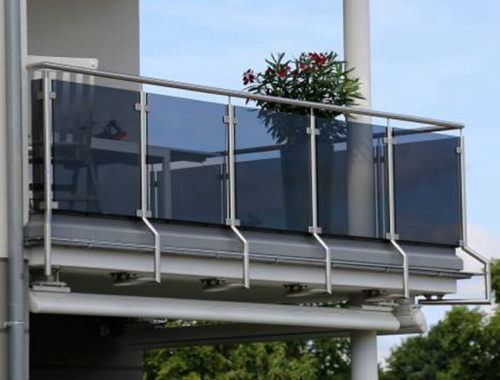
138,91 -> 161,283
386,122 -> 409,299
309,109 -> 332,294
227,97 -> 249,289
43,70 -> 53,278
5,0 -> 26,377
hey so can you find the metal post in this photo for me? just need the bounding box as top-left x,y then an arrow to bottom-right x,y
5,0 -> 25,377
308,109 -> 332,294
137,91 -> 161,283
42,70 -> 54,278
419,133 -> 491,305
226,97 -> 250,289
386,122 -> 410,299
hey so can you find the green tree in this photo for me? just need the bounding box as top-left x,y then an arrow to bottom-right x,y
382,260 -> 500,380
144,337 -> 351,380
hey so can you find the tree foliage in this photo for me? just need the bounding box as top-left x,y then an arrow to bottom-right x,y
144,261 -> 500,379
144,337 -> 350,380
382,260 -> 500,380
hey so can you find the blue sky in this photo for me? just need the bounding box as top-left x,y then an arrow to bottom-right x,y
139,0 -> 500,363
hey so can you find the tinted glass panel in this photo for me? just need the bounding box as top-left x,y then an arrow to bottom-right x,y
394,132 -> 461,246
317,120 -> 385,239
52,80 -> 140,216
147,94 -> 227,225
235,106 -> 311,232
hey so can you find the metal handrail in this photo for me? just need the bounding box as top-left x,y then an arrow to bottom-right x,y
29,61 -> 491,304
27,61 -> 464,130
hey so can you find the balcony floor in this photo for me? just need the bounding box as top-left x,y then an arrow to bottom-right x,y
24,213 -> 467,303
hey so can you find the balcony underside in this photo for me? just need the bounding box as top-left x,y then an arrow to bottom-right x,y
24,213 -> 466,303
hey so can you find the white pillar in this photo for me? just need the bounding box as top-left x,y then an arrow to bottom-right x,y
351,331 -> 378,380
344,1 -> 378,379
344,0 -> 375,237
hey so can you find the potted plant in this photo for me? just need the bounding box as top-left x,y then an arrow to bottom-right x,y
242,52 -> 362,231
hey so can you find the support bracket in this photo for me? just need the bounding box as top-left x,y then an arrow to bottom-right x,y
419,246 -> 492,305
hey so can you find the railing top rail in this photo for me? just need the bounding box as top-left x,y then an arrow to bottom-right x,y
27,61 -> 465,130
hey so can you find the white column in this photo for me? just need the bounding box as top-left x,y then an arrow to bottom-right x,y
351,330 -> 378,380
344,0 -> 375,237
344,1 -> 378,379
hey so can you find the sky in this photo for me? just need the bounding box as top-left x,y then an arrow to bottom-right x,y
139,0 -> 500,364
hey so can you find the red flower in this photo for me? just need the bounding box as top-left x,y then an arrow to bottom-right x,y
242,69 -> 255,85
266,67 -> 274,75
308,52 -> 327,67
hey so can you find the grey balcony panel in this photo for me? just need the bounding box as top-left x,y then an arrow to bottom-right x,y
25,214 -> 462,272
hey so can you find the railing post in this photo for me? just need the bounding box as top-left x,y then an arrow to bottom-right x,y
136,91 -> 161,283
42,69 -> 55,279
308,109 -> 332,294
385,121 -> 409,299
420,131 -> 492,305
225,97 -> 250,290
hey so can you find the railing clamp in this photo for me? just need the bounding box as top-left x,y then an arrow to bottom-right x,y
223,115 -> 238,125
40,201 -> 59,210
3,321 -> 26,329
226,218 -> 241,227
136,209 -> 152,218
37,91 -> 56,100
385,232 -> 399,240
134,103 -> 151,113
308,226 -> 322,234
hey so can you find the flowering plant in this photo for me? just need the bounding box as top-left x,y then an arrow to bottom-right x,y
242,52 -> 362,144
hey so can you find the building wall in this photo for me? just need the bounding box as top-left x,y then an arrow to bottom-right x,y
27,0 -> 140,75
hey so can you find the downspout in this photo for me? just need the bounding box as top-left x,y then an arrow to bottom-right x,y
5,0 -> 25,379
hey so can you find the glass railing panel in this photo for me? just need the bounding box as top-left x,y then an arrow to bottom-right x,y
50,80 -> 141,217
316,119 -> 385,239
234,106 -> 311,233
393,130 -> 461,246
147,94 -> 227,225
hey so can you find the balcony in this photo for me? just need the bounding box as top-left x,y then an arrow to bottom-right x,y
24,62 -> 485,304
